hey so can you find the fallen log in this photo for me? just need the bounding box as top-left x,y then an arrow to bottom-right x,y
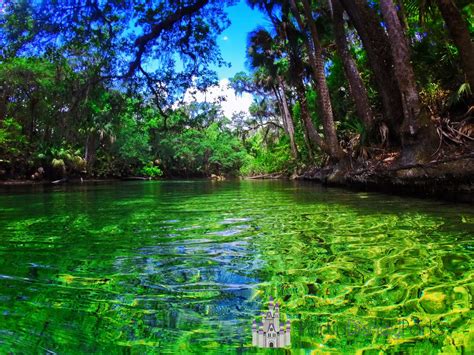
120,176 -> 151,181
247,172 -> 284,179
51,178 -> 68,184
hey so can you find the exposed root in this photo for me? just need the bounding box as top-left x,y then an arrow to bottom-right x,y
431,107 -> 473,158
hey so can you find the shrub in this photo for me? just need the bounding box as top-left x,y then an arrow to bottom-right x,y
141,163 -> 163,178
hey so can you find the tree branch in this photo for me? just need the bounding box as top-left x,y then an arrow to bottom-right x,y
138,65 -> 168,118
126,0 -> 209,77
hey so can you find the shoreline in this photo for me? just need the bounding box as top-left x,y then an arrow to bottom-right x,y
0,178 -> 121,186
295,153 -> 474,203
1,156 -> 473,203
245,153 -> 474,203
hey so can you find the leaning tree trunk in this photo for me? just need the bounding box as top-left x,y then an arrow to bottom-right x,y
295,80 -> 330,156
380,0 -> 438,163
290,0 -> 345,161
339,0 -> 404,142
436,0 -> 474,89
331,0 -> 374,133
273,86 -> 289,134
275,80 -> 299,159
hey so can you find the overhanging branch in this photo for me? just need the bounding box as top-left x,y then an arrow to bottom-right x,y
126,0 -> 209,78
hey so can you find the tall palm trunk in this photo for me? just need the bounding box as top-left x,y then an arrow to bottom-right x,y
290,0 -> 345,160
331,0 -> 374,132
380,0 -> 420,131
380,0 -> 438,163
436,0 -> 474,88
277,9 -> 323,159
275,80 -> 299,158
295,79 -> 330,155
273,87 -> 289,133
339,0 -> 404,141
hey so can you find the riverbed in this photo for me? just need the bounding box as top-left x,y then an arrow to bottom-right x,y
0,180 -> 472,353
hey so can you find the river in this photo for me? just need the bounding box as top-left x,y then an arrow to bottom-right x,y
0,180 -> 472,353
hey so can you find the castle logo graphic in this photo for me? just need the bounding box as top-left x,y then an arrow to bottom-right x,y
252,296 -> 291,348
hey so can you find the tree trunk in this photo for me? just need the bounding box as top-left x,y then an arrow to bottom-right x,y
295,80 -> 330,155
0,86 -> 7,123
331,0 -> 374,132
290,0 -> 345,160
339,0 -> 404,142
436,0 -> 474,88
29,96 -> 38,140
380,0 -> 420,129
273,86 -> 289,133
396,0 -> 409,34
380,0 -> 438,163
84,132 -> 97,174
275,80 -> 299,159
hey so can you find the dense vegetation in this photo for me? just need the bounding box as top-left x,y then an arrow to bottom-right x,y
239,0 -> 473,175
0,0 -> 472,181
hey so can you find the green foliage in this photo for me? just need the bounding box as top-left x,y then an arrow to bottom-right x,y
240,133 -> 293,175
1,1 -> 235,104
0,118 -> 27,159
419,82 -> 450,114
1,0 -> 473,180
156,121 -> 247,177
105,99 -> 153,175
448,83 -> 472,107
340,118 -> 366,138
44,146 -> 86,177
140,163 -> 163,178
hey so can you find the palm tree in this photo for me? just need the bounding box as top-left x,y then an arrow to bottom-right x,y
380,0 -> 438,163
338,0 -> 404,142
435,0 -> 474,88
289,0 -> 345,160
330,0 -> 374,133
247,28 -> 299,158
275,10 -> 330,156
380,0 -> 421,131
248,1 -> 345,159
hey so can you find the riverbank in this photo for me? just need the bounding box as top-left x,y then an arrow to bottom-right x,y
0,177 -> 149,187
243,152 -> 474,203
2,154 -> 473,203
295,152 -> 474,203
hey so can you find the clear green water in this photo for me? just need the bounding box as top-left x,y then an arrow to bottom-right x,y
0,180 -> 472,354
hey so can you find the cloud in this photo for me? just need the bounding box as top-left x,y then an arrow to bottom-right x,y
222,36 -> 229,41
183,79 -> 253,118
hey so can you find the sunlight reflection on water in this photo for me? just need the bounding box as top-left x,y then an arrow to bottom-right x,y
0,180 -> 472,353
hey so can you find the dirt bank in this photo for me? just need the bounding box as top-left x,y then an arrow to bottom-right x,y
296,153 -> 474,203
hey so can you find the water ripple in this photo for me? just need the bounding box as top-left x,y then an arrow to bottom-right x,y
0,180 -> 472,352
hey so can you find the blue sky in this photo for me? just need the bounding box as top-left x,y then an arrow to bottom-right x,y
184,1 -> 270,118
213,1 -> 270,80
